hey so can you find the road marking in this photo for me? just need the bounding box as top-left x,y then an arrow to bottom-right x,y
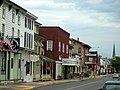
64,81 -> 98,90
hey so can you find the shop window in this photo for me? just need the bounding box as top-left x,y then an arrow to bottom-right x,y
26,61 -> 30,75
1,53 -> 6,74
11,58 -> 13,68
18,59 -> 21,68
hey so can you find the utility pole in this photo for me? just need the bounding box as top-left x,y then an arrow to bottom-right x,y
112,43 -> 116,60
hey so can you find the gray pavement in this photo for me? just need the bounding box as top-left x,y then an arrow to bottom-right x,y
0,75 -> 109,90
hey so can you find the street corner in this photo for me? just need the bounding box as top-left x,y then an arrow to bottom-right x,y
18,87 -> 33,90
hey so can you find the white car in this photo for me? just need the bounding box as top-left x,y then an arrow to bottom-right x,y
113,73 -> 119,78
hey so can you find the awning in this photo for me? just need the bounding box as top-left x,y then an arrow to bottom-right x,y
40,55 -> 55,62
56,61 -> 62,64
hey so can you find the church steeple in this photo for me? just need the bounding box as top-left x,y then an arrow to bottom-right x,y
112,43 -> 116,59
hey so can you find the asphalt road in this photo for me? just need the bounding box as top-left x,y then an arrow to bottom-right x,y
34,75 -> 113,90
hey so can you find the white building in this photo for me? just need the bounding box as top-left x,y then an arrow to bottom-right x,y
0,0 -> 37,82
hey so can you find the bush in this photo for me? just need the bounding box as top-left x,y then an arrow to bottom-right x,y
83,73 -> 89,77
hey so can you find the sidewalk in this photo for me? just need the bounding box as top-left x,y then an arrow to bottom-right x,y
0,75 -> 108,90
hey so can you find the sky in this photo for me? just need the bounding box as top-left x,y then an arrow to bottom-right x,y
10,0 -> 120,58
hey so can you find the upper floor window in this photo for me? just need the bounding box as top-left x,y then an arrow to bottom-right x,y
62,43 -> 65,53
2,5 -> 6,19
25,17 -> 33,30
78,47 -> 81,53
47,40 -> 53,51
18,14 -> 21,25
66,45 -> 68,54
12,27 -> 14,37
25,17 -> 27,27
24,32 -> 33,49
58,41 -> 61,52
12,10 -> 15,23
18,29 -> 20,38
31,21 -> 33,30
2,24 -> 5,37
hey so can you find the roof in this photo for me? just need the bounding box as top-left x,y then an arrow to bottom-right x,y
70,38 -> 91,49
3,0 -> 27,13
40,26 -> 70,35
2,0 -> 37,19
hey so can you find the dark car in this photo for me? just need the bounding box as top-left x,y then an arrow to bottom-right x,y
99,81 -> 120,90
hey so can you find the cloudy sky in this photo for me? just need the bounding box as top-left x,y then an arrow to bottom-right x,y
11,0 -> 120,58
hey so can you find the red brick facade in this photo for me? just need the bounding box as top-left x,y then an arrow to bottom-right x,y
39,26 -> 70,79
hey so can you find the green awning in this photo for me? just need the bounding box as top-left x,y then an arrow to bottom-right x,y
40,55 -> 55,62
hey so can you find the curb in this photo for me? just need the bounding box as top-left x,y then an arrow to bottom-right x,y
20,87 -> 33,90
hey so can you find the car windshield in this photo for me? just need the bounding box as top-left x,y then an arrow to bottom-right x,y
103,83 -> 120,90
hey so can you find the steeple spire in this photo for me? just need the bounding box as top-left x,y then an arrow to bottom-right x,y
112,43 -> 116,59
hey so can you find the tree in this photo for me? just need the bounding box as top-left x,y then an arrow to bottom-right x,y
111,56 -> 120,73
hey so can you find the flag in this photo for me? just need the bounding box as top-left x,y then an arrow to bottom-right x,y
4,36 -> 13,51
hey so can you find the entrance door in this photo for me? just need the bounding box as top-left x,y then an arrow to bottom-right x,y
7,52 -> 10,80
7,59 -> 10,80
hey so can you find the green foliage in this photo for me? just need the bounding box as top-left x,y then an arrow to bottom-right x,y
83,73 -> 89,77
111,56 -> 120,72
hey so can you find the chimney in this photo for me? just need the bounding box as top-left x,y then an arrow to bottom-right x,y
77,37 -> 79,41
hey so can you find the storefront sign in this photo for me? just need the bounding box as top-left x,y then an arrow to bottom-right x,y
62,59 -> 80,66
30,55 -> 39,62
9,38 -> 20,50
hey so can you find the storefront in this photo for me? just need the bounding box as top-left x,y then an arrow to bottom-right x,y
0,38 -> 21,81
62,58 -> 80,79
30,55 -> 40,81
40,55 -> 55,80
56,61 -> 62,80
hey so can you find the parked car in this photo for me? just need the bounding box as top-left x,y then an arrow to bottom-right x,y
99,81 -> 120,90
112,73 -> 119,78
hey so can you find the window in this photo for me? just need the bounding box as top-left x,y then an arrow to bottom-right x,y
27,33 -> 29,47
2,24 -> 5,37
11,58 -> 13,68
1,52 -> 6,74
24,32 -> 26,47
47,40 -> 53,51
25,17 -> 27,27
26,61 -> 30,75
78,47 -> 81,53
12,27 -> 14,37
58,41 -> 61,52
25,61 -> 32,75
12,10 -> 15,23
25,17 -> 33,30
18,29 -> 20,38
66,45 -> 68,54
28,19 -> 31,29
2,5 -> 6,19
31,34 -> 33,49
18,59 -> 21,68
24,32 -> 33,49
89,58 -> 93,62
62,43 -> 65,53
18,14 -> 21,25
31,21 -> 33,30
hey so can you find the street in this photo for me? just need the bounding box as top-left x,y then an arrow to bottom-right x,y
34,75 -> 113,90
